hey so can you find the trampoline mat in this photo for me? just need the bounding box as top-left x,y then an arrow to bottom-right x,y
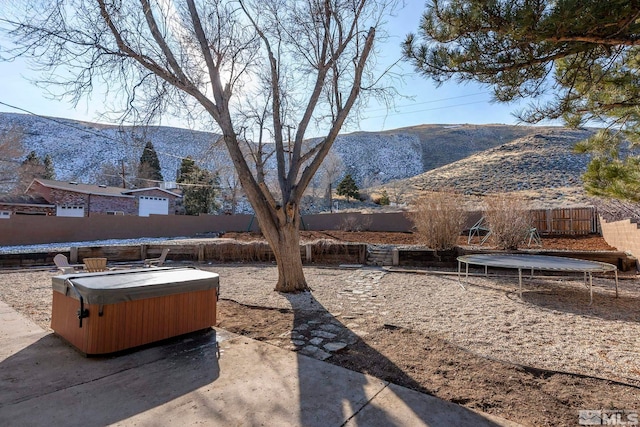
458,254 -> 616,273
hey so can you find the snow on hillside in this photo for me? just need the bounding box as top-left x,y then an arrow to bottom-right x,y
1,112 -> 576,193
0,112 -> 221,184
333,132 -> 423,185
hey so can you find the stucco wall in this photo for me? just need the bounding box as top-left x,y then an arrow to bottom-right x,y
600,217 -> 640,265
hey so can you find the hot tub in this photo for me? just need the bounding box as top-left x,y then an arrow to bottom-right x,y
51,267 -> 219,355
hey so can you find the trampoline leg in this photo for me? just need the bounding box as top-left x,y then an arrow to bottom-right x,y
518,268 -> 522,298
457,261 -> 466,290
615,270 -> 619,298
484,265 -> 487,277
461,263 -> 468,290
589,273 -> 593,305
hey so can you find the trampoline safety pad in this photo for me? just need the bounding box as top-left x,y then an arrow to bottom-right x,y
457,254 -> 618,304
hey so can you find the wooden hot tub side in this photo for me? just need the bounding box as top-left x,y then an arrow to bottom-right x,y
51,267 -> 219,355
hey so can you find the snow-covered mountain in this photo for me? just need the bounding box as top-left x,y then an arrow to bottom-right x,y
0,112 -> 571,189
0,113 -> 221,185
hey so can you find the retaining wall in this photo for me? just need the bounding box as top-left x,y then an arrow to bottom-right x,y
599,217 -> 640,268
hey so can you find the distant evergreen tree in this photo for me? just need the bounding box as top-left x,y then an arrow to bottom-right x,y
177,157 -> 219,215
22,151 -> 41,168
378,190 -> 390,206
137,141 -> 163,185
336,174 -> 360,202
43,154 -> 55,180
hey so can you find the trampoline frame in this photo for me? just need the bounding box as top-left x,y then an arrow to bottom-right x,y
457,254 -> 618,304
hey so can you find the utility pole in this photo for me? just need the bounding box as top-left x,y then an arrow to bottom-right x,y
121,159 -> 126,188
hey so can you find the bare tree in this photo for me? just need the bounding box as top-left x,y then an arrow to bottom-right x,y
319,151 -> 344,212
0,126 -> 24,193
1,0 -> 397,292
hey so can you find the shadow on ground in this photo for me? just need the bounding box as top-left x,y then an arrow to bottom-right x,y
284,292 -> 508,426
0,330 -> 220,426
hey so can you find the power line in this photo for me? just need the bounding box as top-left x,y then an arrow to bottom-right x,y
364,91 -> 489,114
366,99 -> 491,120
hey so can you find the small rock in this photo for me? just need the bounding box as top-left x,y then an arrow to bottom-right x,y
324,342 -> 347,352
309,337 -> 323,346
311,330 -> 337,339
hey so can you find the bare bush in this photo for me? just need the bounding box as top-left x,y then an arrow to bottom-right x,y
340,215 -> 372,232
483,193 -> 533,250
410,191 -> 467,250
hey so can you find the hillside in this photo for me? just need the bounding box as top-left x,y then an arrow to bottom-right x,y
1,112 -> 572,188
376,128 -> 595,207
0,113 -> 221,185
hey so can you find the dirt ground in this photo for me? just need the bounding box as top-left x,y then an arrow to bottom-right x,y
217,300 -> 639,427
212,231 -> 637,427
2,231 -> 636,427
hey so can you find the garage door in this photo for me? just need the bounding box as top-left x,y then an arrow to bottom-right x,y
139,196 -> 169,217
57,205 -> 85,217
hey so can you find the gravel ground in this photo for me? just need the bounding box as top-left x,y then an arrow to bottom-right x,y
3,263 -> 638,387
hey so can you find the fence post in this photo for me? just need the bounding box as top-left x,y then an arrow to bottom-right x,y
392,248 -> 399,266
359,245 -> 367,264
70,247 -> 79,263
198,244 -> 205,263
305,244 -> 312,262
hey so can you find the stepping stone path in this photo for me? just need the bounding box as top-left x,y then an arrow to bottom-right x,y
273,267 -> 387,361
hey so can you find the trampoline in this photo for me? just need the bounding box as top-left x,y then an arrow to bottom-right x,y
457,254 -> 618,304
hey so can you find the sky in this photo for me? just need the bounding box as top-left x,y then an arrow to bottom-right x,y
0,2 -> 543,134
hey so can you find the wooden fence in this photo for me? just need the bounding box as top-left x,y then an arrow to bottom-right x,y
0,207 -> 600,247
530,207 -> 598,235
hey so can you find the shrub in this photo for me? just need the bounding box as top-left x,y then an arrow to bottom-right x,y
410,191 -> 467,250
340,214 -> 372,232
483,193 -> 533,250
377,190 -> 390,206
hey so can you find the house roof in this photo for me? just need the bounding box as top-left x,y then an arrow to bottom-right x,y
26,179 -> 180,198
0,194 -> 54,207
122,187 -> 181,197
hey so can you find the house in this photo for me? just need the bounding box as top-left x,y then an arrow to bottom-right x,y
2,178 -> 183,217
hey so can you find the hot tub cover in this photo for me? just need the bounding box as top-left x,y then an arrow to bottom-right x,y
52,267 -> 219,305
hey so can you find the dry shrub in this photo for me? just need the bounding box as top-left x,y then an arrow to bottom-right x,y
340,214 -> 372,232
410,191 -> 467,250
309,239 -> 361,263
207,241 -> 274,262
483,193 -> 533,250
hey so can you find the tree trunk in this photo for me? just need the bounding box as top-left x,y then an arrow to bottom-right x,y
253,201 -> 309,293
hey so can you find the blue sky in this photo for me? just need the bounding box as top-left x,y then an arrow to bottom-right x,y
0,2 -> 540,133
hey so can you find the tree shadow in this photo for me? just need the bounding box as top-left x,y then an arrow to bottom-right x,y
283,291 -> 506,426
